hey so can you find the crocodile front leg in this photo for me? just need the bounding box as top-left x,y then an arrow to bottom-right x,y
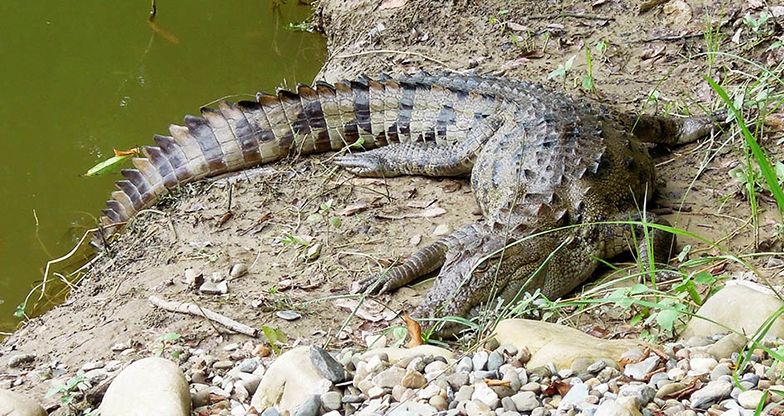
356,225 -> 485,294
334,114 -> 504,177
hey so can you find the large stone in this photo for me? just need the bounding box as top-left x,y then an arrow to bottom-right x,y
359,345 -> 455,363
0,389 -> 47,416
680,284 -> 784,339
99,357 -> 189,416
494,319 -> 638,369
251,346 -> 330,413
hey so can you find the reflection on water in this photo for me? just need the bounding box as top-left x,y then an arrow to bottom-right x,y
0,1 -> 325,334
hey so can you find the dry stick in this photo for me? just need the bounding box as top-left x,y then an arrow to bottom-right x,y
149,296 -> 258,337
527,12 -> 615,20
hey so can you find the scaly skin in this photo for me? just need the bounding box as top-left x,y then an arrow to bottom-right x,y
97,71 -> 722,336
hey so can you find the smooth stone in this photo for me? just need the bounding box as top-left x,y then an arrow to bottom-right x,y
689,380 -> 732,409
623,356 -> 659,380
401,370 -> 427,389
456,357 -> 473,373
558,383 -> 588,410
471,382 -> 499,408
472,350 -> 489,371
198,281 -> 222,294
511,391 -> 539,412
320,391 -> 342,412
261,407 -> 281,416
710,363 -> 732,381
655,382 -> 686,399
494,319 -> 638,369
487,351 -> 504,372
0,389 -> 47,416
446,371 -> 470,390
680,284 -> 784,339
455,385 -> 474,402
387,401 -> 438,415
292,394 -> 320,416
99,357 -> 189,416
276,310 -> 301,321
359,345 -> 455,363
618,384 -> 656,406
230,263 -> 248,278
7,354 -> 36,369
310,346 -> 346,383
737,389 -> 766,409
617,396 -> 643,415
372,366 -> 406,388
430,395 -> 448,411
689,357 -> 718,374
251,346 -> 329,412
707,333 -> 747,360
424,360 -> 448,375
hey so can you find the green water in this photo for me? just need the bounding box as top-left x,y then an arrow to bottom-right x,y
0,1 -> 325,334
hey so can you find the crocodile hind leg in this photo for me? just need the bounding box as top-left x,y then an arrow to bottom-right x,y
334,115 -> 504,177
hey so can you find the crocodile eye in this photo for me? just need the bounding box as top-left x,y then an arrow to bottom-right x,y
474,253 -> 503,273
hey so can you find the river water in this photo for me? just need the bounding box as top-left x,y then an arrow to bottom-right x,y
0,1 -> 325,334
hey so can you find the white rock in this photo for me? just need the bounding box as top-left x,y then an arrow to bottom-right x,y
99,357 -> 189,416
737,389 -> 766,409
250,346 -> 327,413
471,382 -> 499,409
0,389 -> 47,416
681,284 -> 784,339
494,319 -> 638,369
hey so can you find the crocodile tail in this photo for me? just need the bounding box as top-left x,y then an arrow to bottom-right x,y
97,77 -> 402,238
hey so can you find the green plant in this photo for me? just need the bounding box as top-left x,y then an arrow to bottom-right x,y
307,199 -> 342,229
547,55 -> 576,83
45,375 -> 87,415
261,325 -> 288,354
582,45 -> 595,91
153,332 -> 181,358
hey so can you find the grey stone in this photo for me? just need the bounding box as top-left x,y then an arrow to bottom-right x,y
511,391 -> 539,412
619,383 -> 656,406
455,385 -> 474,402
456,356 -> 473,373
446,371 -> 469,390
737,389 -> 765,409
292,394 -> 321,416
587,360 -> 607,374
276,310 -> 301,321
320,391 -> 342,412
310,346 -> 346,383
488,351 -> 504,372
7,354 -> 36,368
689,380 -> 732,409
707,333 -> 746,360
261,408 -> 281,416
623,356 -> 659,380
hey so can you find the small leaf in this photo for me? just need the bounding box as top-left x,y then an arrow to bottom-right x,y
692,271 -> 716,284
677,244 -> 691,262
582,75 -> 594,90
159,332 -> 181,342
656,309 -> 681,332
329,217 -> 342,228
306,213 -> 323,223
84,154 -> 133,177
630,283 -> 649,294
564,55 -> 576,71
404,313 -> 423,347
548,65 -> 566,80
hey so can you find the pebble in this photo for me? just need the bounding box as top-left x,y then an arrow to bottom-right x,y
276,310 -> 301,321
8,354 -> 36,368
623,356 -> 659,380
472,350 -> 489,371
310,346 -> 346,383
230,263 -> 248,278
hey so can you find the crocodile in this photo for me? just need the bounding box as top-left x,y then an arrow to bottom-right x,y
98,71 -> 720,335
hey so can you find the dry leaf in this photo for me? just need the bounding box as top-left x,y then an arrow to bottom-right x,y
731,27 -> 742,44
507,22 -> 527,32
216,211 -> 233,227
409,234 -> 422,246
380,0 -> 407,9
341,201 -> 370,216
404,313 -> 423,347
500,57 -> 530,71
113,147 -> 140,157
663,0 -> 692,27
486,379 -> 511,387
334,298 -> 398,322
765,113 -> 784,131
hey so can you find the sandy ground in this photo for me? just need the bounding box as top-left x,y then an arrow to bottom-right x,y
2,0 -> 783,411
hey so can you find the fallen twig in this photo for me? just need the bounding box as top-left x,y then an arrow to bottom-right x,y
527,12 -> 615,21
149,296 -> 258,337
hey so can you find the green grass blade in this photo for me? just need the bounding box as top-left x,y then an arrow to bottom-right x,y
704,75 -> 784,218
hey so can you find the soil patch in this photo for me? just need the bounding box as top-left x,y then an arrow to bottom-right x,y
2,0 -> 783,410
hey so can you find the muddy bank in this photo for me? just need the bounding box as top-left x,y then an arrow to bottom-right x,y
2,0 -> 782,412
